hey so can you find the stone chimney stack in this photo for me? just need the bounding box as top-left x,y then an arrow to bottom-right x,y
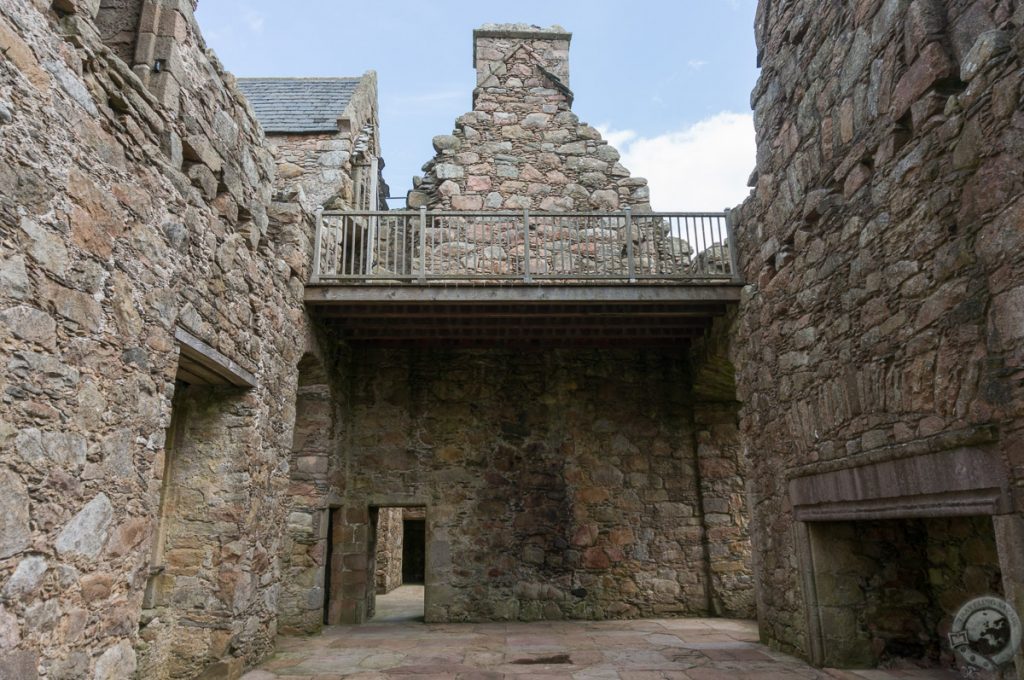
472,24 -> 572,91
409,23 -> 652,215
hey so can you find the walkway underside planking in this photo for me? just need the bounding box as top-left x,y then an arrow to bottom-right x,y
305,284 -> 741,347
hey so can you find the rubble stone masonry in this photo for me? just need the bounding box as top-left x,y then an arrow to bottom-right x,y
732,0 -> 1024,664
0,0 -> 317,677
329,347 -> 753,624
374,508 -> 403,594
408,25 -> 652,215
0,8 -> 753,675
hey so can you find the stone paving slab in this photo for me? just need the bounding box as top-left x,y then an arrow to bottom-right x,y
246,618 -> 961,679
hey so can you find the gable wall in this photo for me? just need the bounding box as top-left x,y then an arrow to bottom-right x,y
408,28 -> 651,214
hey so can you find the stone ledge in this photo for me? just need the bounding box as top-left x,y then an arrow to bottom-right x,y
473,24 -> 572,41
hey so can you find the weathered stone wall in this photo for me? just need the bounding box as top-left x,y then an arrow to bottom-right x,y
0,1 -> 315,677
398,24 -> 679,281
270,132 -> 352,209
691,313 -> 754,618
327,348 -> 753,624
94,0 -> 143,65
374,508 -> 403,594
733,0 -> 1024,663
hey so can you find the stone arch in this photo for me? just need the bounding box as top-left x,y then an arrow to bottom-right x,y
277,352 -> 337,633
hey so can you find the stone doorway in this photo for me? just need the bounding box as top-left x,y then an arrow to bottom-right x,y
370,506 -> 427,622
804,516 -> 1003,671
137,379 -> 254,677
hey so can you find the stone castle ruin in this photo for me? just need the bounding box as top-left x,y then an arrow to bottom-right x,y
0,1 -> 1021,679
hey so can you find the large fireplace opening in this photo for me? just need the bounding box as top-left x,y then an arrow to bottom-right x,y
808,515 -> 1002,671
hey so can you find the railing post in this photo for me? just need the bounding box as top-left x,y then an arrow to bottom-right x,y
624,206 -> 636,283
311,207 -> 323,284
522,207 -> 532,283
419,206 -> 428,283
724,208 -> 742,283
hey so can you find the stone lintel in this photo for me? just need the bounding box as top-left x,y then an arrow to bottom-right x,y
174,326 -> 256,388
786,424 -> 999,480
790,446 -> 1014,522
367,497 -> 430,510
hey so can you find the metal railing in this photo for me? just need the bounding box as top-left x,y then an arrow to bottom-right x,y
310,209 -> 740,284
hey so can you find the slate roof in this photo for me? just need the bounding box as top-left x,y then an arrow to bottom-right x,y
236,77 -> 363,133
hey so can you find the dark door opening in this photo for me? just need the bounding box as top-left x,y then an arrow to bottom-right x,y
323,507 -> 336,625
402,519 -> 426,584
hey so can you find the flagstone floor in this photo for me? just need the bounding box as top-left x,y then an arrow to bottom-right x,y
246,588 -> 960,679
368,585 -> 425,624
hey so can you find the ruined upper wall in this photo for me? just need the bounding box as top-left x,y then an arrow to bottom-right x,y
240,73 -> 386,211
0,0 -> 315,677
408,24 -> 651,213
732,0 -> 1024,660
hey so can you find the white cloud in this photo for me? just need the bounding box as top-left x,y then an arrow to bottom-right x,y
598,112 -> 755,212
243,8 -> 265,34
687,59 -> 708,70
601,128 -> 637,150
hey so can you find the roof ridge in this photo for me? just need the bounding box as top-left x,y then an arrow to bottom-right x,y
237,76 -> 363,81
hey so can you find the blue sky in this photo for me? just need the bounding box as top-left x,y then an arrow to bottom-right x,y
196,1 -> 760,211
